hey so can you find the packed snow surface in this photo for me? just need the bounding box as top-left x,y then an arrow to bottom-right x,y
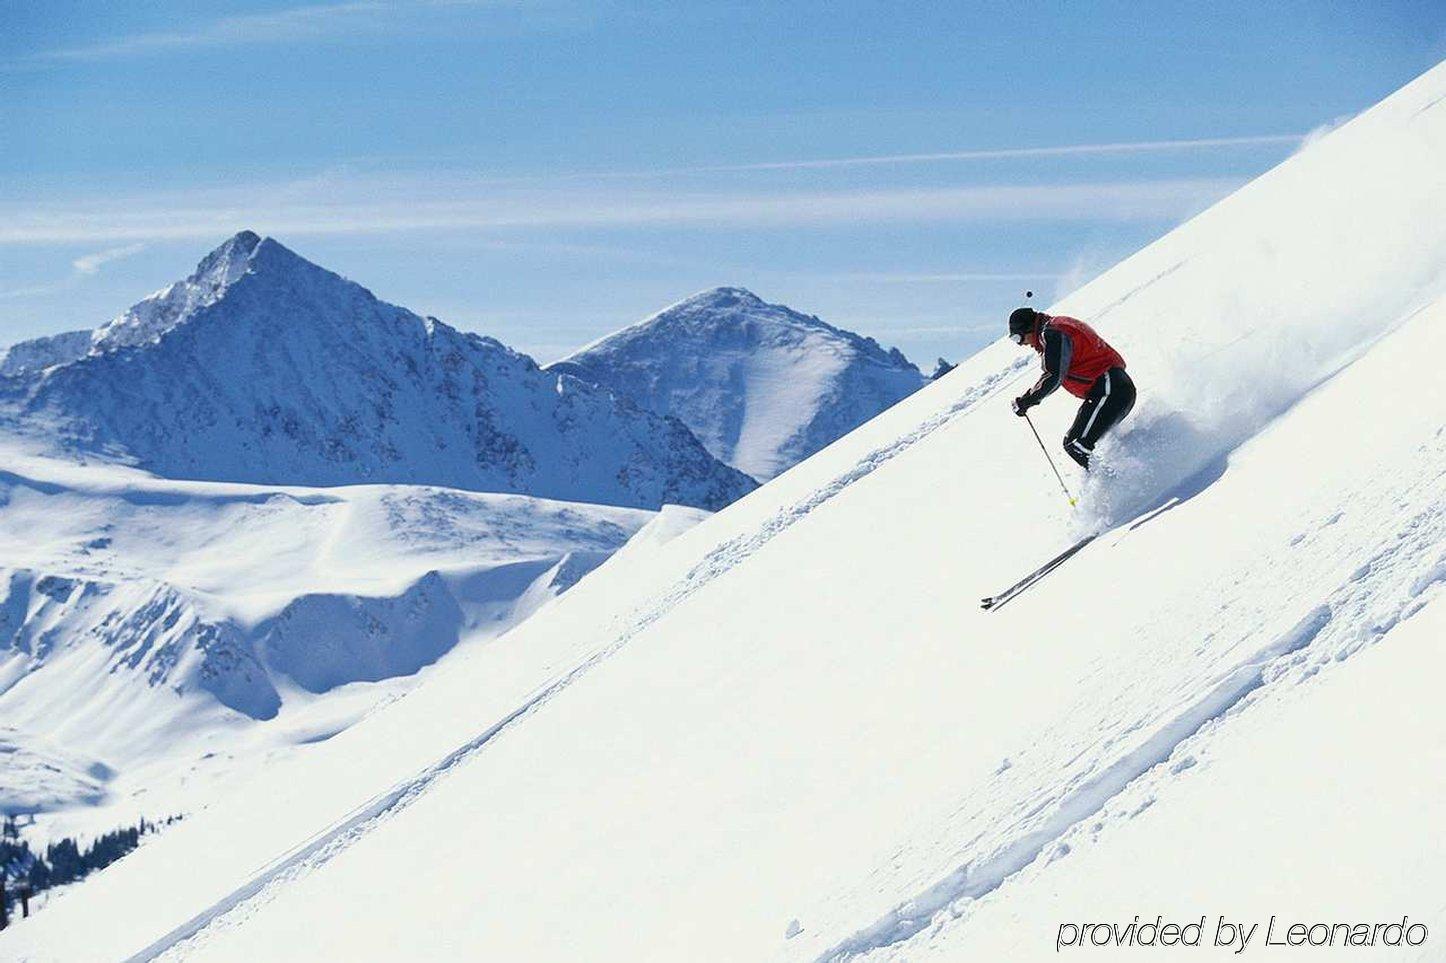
0,233 -> 755,511
8,60 -> 1446,963
549,287 -> 926,479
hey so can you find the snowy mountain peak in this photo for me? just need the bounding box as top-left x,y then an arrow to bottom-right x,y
192,229 -> 263,286
549,288 -> 925,479
638,286 -> 842,340
89,231 -> 371,353
244,234 -> 361,293
676,286 -> 766,310
2,232 -> 284,373
93,229 -> 273,350
642,286 -> 917,371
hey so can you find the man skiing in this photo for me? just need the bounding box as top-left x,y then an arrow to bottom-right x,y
1008,307 -> 1135,469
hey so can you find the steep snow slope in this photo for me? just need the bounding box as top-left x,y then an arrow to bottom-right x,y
0,438 -> 664,844
0,233 -> 754,511
7,60 -> 1446,963
892,592 -> 1446,963
548,287 -> 925,479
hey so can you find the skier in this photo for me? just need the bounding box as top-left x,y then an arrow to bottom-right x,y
1008,307 -> 1135,469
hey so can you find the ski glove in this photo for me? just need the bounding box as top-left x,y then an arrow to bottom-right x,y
1011,396 -> 1034,416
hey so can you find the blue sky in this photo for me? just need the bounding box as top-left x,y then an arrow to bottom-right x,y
3,2 -> 1443,365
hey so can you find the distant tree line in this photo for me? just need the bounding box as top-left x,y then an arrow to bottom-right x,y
2,814 -> 180,896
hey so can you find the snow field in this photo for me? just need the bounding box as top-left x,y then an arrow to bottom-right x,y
0,442 -> 657,845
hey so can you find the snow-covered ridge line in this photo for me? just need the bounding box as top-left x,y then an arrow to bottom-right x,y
0,330 -> 93,378
0,464 -> 342,508
93,230 -> 263,351
1,556 -> 587,722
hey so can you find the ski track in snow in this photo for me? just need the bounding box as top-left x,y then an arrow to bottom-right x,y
129,358 -> 1031,962
817,449 -> 1446,962
1084,259 -> 1187,325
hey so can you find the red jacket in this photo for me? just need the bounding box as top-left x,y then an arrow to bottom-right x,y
1027,315 -> 1125,399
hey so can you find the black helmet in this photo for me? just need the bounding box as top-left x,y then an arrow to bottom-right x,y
1008,307 -> 1039,343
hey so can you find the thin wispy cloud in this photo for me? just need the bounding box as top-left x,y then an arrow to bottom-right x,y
0,283 -> 68,301
0,242 -> 149,303
20,0 -> 573,65
27,2 -> 392,62
687,134 -> 1305,174
0,176 -> 1244,246
71,243 -> 147,275
448,133 -> 1302,184
819,271 -> 1064,284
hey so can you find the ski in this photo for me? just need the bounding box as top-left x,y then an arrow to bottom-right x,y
980,534 -> 1097,612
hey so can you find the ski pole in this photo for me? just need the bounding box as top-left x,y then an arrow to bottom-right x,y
1023,412 -> 1076,506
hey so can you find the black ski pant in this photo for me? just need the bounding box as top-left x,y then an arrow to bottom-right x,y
1063,366 -> 1135,467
